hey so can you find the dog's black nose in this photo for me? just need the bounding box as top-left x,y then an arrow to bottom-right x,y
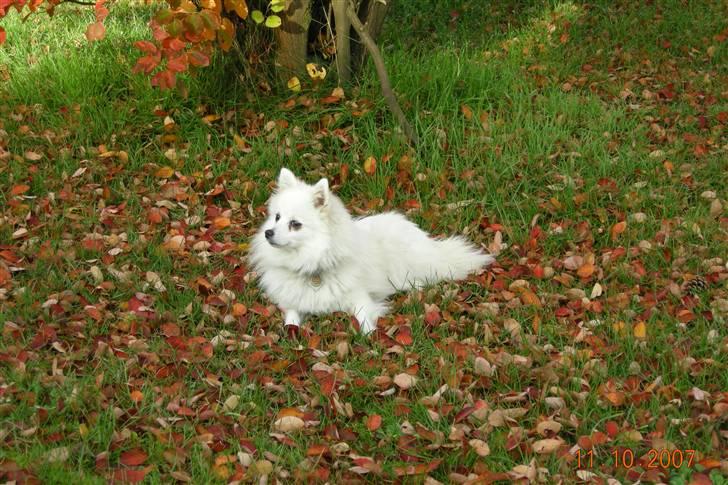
264,229 -> 274,239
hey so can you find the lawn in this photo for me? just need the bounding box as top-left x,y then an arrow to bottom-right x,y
1,0 -> 727,483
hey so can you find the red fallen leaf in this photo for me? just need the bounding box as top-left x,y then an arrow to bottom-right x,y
716,111 -> 728,124
0,267 -> 12,285
403,199 -> 421,210
605,420 -> 619,438
316,373 -> 335,396
166,336 -> 188,350
454,399 -> 486,423
461,104 -> 473,120
366,414 -> 382,431
394,459 -> 441,476
533,264 -> 545,279
591,431 -> 608,445
130,390 -> 144,403
85,306 -> 103,322
424,309 -> 441,327
30,325 -> 56,349
610,221 -> 627,241
577,435 -> 592,450
394,327 -> 413,346
82,238 -> 104,252
0,27 -> 6,46
688,472 -> 713,485
160,322 -> 181,337
676,309 -> 695,323
306,444 -> 330,457
693,144 -> 709,157
697,458 -> 721,470
177,406 -> 196,416
251,303 -> 270,317
10,184 -> 30,196
109,468 -> 148,483
119,449 -> 148,466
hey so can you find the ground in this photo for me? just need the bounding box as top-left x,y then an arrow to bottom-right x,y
0,0 -> 727,483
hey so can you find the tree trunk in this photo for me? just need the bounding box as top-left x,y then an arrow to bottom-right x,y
332,0 -> 351,84
350,0 -> 390,76
275,0 -> 312,81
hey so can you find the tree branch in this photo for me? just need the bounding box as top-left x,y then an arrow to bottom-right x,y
58,0 -> 96,6
346,1 -> 418,146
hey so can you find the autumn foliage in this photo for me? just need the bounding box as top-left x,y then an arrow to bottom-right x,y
0,0 -> 268,89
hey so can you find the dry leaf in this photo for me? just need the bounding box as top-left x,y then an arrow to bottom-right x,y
393,373 -> 418,390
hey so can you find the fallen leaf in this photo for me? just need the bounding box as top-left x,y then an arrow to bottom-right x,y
155,166 -> 175,178
366,414 -> 382,431
273,416 -> 304,432
393,373 -> 418,390
532,438 -> 563,454
363,156 -> 377,175
469,438 -> 490,456
10,184 -> 30,196
610,221 -> 627,241
120,449 -> 148,466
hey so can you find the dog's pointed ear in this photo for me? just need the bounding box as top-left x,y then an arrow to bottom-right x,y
312,178 -> 329,209
277,168 -> 297,189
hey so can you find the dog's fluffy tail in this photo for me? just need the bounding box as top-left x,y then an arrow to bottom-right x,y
422,236 -> 494,283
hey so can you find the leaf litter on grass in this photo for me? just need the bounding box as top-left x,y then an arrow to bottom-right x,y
1,0 -> 727,483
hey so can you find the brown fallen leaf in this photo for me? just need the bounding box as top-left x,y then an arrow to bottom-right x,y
120,448 -> 148,466
610,221 -> 627,241
532,438 -> 564,454
393,373 -> 418,390
366,414 -> 382,431
273,416 -> 304,432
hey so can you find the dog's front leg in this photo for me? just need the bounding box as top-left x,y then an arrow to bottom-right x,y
283,308 -> 302,327
350,294 -> 386,336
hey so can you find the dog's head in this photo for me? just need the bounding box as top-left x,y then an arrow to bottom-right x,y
260,168 -> 332,252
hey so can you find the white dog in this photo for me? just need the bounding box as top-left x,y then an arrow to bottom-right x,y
249,168 -> 494,335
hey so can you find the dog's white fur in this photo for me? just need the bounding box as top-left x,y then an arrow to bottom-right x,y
249,168 -> 494,335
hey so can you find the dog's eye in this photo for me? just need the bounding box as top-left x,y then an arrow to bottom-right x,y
275,213 -> 280,222
289,220 -> 302,231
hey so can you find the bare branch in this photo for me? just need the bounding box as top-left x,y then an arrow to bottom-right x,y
58,0 -> 96,6
346,0 -> 419,146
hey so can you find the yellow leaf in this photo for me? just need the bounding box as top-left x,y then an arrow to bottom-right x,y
306,63 -> 327,80
224,0 -> 247,18
363,156 -> 377,175
155,166 -> 175,178
213,216 -> 231,229
519,288 -> 542,307
633,321 -> 646,339
577,263 -> 595,278
287,76 -> 301,92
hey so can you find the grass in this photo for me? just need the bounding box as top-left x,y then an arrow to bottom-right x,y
1,0 -> 727,483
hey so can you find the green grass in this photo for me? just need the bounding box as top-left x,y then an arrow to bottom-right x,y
1,0 -> 727,483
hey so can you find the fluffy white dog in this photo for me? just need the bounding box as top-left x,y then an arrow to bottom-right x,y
249,168 -> 494,335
